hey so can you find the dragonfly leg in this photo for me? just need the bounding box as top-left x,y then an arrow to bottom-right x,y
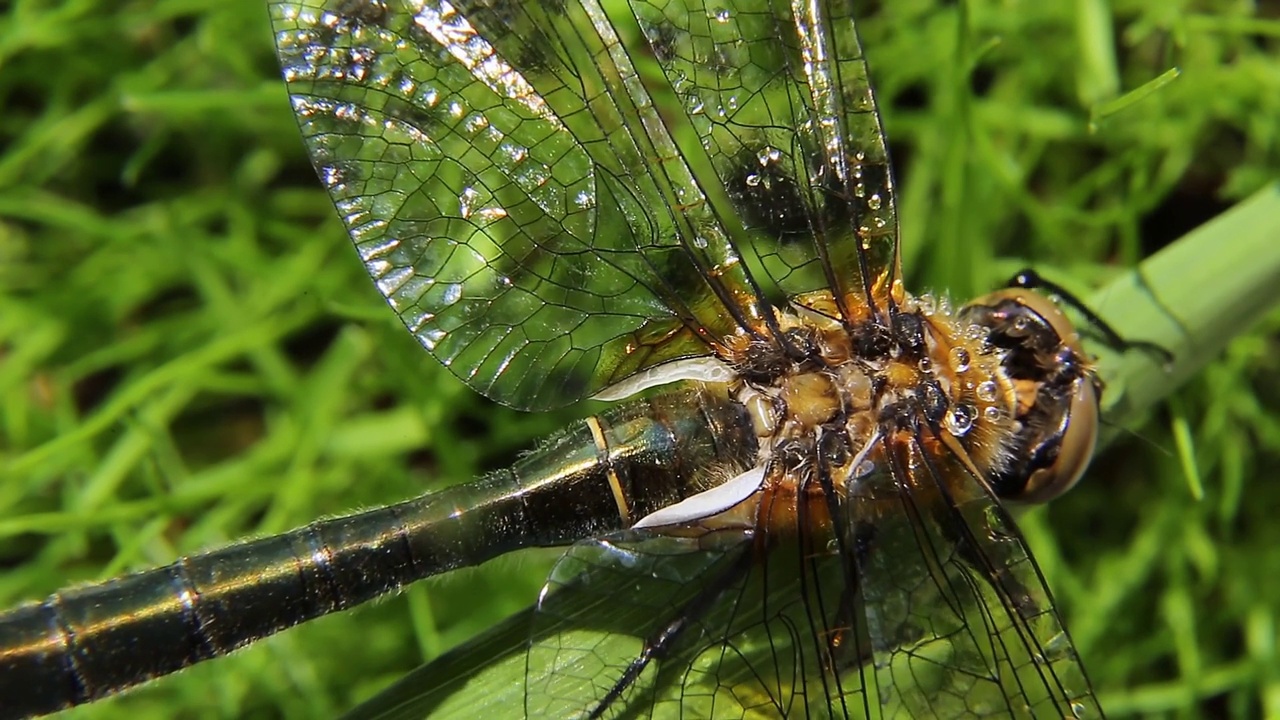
802,446 -> 875,715
584,547 -> 754,719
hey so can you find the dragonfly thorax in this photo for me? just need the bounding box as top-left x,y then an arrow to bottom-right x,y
630,284 -> 1098,538
703,290 -> 1030,539
660,283 -> 1105,553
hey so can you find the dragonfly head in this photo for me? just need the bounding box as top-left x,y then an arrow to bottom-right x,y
959,288 -> 1102,505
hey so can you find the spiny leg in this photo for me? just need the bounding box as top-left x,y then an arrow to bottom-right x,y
585,547 -> 754,719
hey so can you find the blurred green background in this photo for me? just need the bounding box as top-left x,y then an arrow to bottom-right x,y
1,0 -> 1278,718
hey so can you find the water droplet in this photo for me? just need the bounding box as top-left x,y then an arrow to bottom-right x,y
711,7 -> 732,22
421,327 -> 446,349
476,206 -> 507,222
458,187 -> 479,218
464,113 -> 489,134
320,164 -> 345,189
499,142 -> 527,164
949,346 -> 971,373
976,380 -> 998,402
756,146 -> 781,166
945,404 -> 974,436
745,173 -> 761,187
867,193 -> 881,210
983,405 -> 1001,422
670,70 -> 688,92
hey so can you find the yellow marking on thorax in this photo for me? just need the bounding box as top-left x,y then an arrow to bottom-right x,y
780,372 -> 840,428
882,360 -> 920,388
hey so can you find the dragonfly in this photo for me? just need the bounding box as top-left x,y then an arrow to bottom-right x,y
0,0 -> 1152,717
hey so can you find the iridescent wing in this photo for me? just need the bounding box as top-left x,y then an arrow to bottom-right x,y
522,446 -> 1102,719
338,447 -> 1099,719
625,0 -> 901,320
525,531 -> 871,719
271,0 -> 902,410
849,438 -> 1104,719
272,0 -> 775,410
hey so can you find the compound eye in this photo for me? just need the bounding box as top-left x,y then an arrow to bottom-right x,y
1019,377 -> 1101,503
964,288 -> 1087,357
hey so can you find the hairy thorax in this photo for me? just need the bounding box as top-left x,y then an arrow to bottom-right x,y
619,283 -> 1098,546
724,289 -> 1019,538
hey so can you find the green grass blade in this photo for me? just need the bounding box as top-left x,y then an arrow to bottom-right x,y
1092,183 -> 1280,432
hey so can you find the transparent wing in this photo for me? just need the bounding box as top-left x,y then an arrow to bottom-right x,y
623,0 -> 901,320
526,530 -> 874,719
850,439 -> 1103,719
271,0 -> 905,410
339,443 -> 1099,720
270,0 -> 779,410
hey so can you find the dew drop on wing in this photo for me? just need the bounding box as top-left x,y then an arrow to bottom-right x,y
1040,630 -> 1076,663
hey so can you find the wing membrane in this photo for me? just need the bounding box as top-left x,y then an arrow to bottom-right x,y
622,0 -> 901,320
271,0 -> 779,410
342,441 -> 1100,720
850,440 -> 1102,719
527,531 -> 874,719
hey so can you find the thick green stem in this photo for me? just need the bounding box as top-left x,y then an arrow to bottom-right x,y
1091,183 -> 1280,436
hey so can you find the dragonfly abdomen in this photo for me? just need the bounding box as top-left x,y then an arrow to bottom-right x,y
507,387 -> 760,536
0,482 -> 519,719
0,386 -> 757,719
